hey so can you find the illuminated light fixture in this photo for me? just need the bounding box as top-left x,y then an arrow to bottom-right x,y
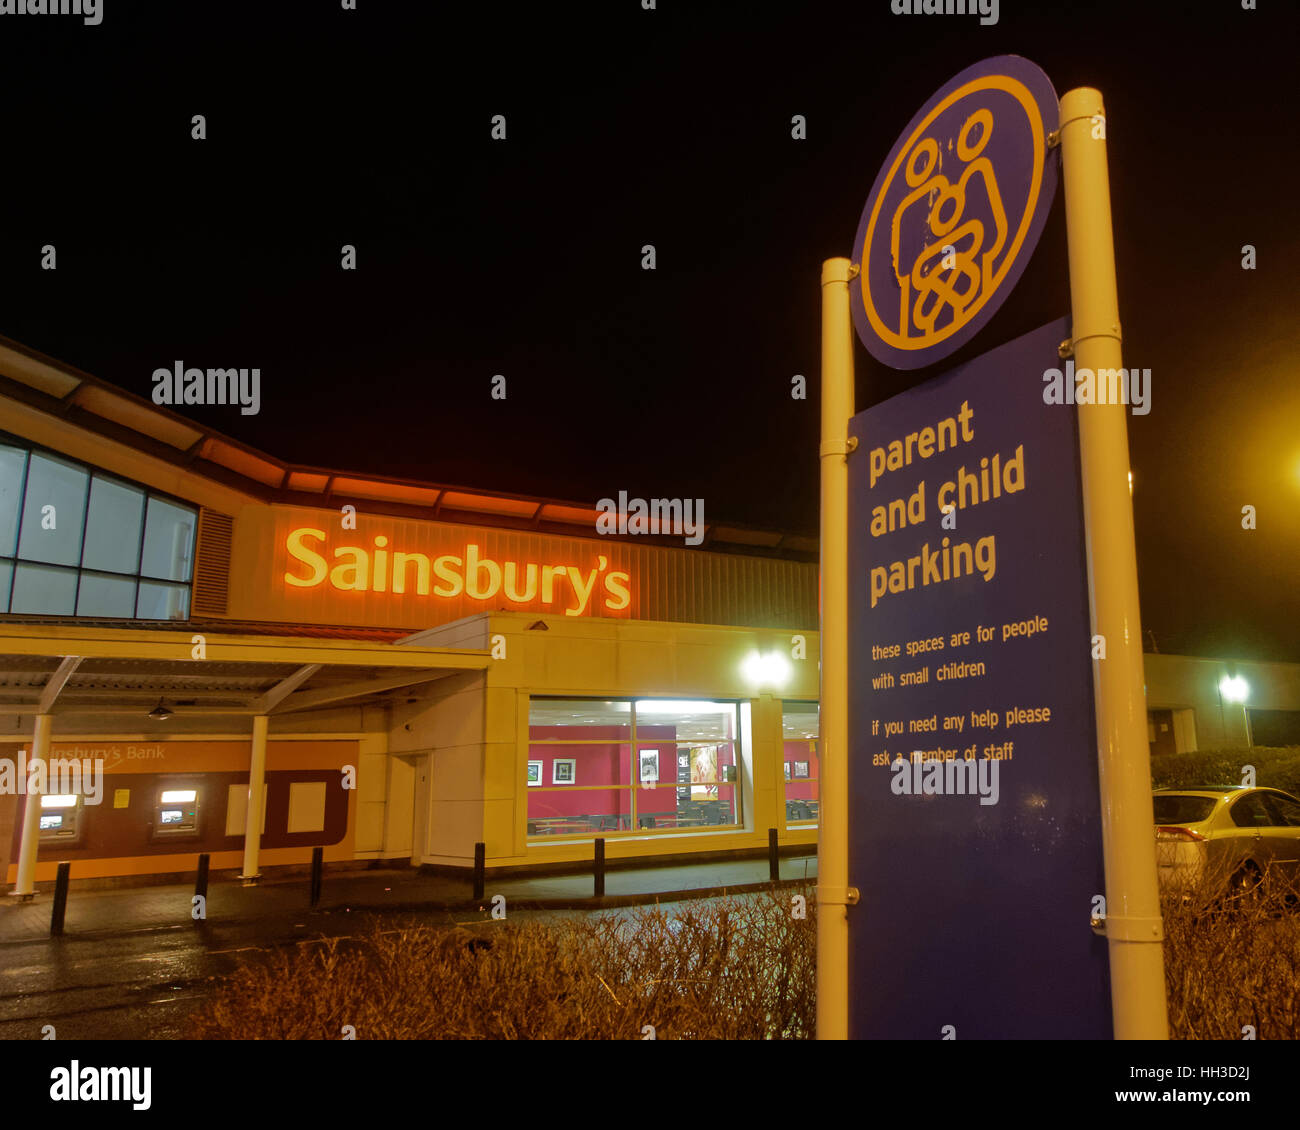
634,699 -> 733,715
148,699 -> 173,721
741,651 -> 792,689
160,789 -> 197,804
40,794 -> 78,809
1218,675 -> 1249,704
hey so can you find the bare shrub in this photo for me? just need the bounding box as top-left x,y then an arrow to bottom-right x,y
190,869 -> 1299,1040
189,885 -> 817,1040
1162,867 -> 1300,1039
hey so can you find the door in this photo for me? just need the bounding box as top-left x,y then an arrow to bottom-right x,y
1260,791 -> 1300,878
408,753 -> 430,865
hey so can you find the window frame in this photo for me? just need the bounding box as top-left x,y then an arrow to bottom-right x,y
525,695 -> 744,840
0,431 -> 198,621
781,699 -> 820,827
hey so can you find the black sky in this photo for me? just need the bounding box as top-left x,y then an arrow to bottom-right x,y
0,0 -> 1296,660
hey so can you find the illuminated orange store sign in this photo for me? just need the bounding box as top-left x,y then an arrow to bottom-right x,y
283,527 -> 632,617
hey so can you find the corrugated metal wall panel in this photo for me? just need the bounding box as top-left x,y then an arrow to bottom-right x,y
220,505 -> 818,632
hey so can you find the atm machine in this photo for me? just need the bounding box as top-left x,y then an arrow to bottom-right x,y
150,785 -> 202,842
38,794 -> 85,847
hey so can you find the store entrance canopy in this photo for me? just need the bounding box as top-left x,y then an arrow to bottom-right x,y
0,623 -> 491,727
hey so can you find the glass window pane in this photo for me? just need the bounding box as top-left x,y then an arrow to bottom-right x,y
10,562 -> 78,614
0,444 -> 27,556
140,497 -> 196,581
1229,794 -> 1270,828
1266,794 -> 1300,828
137,579 -> 190,620
528,699 -> 632,836
526,698 -> 744,836
633,700 -> 737,742
17,453 -> 88,566
0,559 -> 11,611
782,702 -> 820,824
76,571 -> 138,617
634,701 -> 740,827
82,477 -> 145,574
782,701 -> 819,739
528,698 -> 632,729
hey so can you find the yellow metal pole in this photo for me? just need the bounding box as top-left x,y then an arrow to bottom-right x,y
1059,87 -> 1168,1040
816,257 -> 855,1040
9,713 -> 52,898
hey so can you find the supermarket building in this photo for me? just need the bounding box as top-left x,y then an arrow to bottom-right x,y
0,338 -> 822,887
2,337 -> 1298,890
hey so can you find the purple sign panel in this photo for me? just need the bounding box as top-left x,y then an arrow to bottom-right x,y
850,56 -> 1060,370
847,318 -> 1111,1038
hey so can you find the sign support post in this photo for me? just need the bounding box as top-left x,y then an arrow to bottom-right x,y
1059,86 -> 1168,1039
816,256 -> 856,1041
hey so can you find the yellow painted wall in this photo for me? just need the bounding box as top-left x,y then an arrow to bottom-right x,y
392,612 -> 820,869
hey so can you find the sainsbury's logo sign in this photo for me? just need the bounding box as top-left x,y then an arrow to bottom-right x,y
283,528 -> 631,617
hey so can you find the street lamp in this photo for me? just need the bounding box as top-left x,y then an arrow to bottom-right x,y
1218,675 -> 1251,748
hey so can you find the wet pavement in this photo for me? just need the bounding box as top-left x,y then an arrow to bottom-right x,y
0,854 -> 817,943
0,855 -> 817,1039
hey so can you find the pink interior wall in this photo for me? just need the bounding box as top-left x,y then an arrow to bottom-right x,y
526,725 -> 742,822
783,740 -> 820,800
528,725 -> 679,819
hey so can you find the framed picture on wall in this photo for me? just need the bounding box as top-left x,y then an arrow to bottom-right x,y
552,758 -> 576,785
784,762 -> 792,780
526,760 -> 543,786
793,760 -> 810,779
639,749 -> 659,784
690,745 -> 718,799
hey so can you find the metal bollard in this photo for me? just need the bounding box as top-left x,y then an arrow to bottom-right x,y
769,827 -> 779,881
594,838 -> 605,898
473,842 -> 485,902
195,852 -> 210,909
310,846 -> 323,908
50,862 -> 71,937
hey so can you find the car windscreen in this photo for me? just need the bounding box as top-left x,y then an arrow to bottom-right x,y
1152,795 -> 1217,824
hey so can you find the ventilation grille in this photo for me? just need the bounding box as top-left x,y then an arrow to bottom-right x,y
192,508 -> 234,616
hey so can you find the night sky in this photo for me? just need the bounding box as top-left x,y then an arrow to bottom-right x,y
0,1 -> 1296,660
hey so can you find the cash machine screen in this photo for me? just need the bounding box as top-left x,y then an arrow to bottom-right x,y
38,795 -> 82,843
152,786 -> 201,839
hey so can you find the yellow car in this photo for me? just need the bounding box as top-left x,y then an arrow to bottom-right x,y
1153,786 -> 1300,904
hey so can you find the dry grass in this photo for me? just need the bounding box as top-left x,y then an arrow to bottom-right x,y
1162,867 -> 1300,1039
189,885 -> 816,1040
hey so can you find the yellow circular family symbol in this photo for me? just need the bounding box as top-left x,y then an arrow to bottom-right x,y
850,57 -> 1059,371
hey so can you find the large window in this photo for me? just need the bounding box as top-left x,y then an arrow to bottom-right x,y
0,435 -> 197,620
782,701 -> 819,826
527,698 -> 741,838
